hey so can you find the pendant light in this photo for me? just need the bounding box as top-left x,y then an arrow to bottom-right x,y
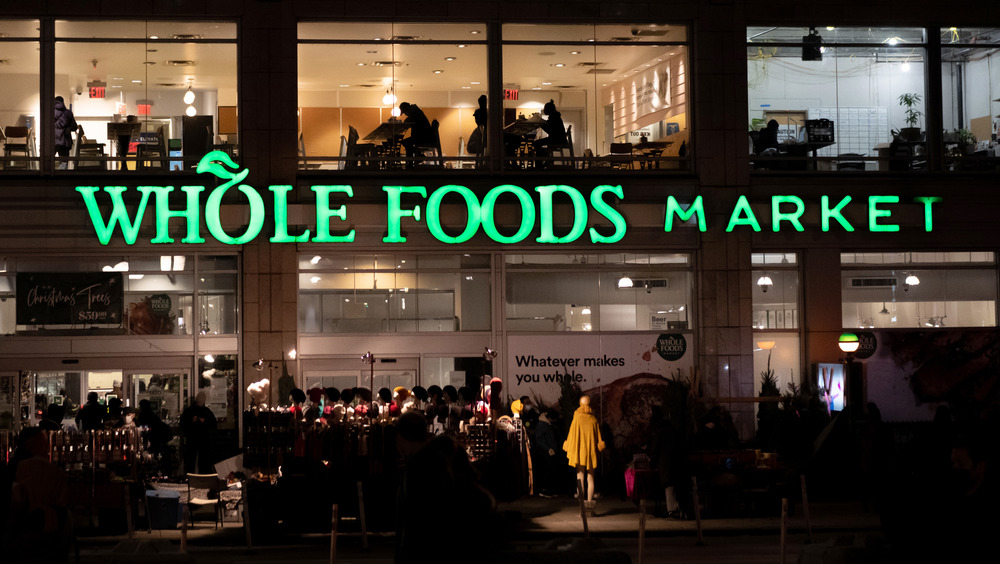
183,86 -> 196,105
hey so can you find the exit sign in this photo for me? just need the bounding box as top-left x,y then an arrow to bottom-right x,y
87,80 -> 107,99
504,88 -> 519,101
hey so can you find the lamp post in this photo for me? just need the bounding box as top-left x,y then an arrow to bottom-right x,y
838,332 -> 863,419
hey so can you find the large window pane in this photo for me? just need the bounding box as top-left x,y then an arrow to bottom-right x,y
506,253 -> 692,332
298,253 -> 490,333
0,20 -> 40,172
841,253 -> 997,328
298,22 -> 487,170
748,26 -> 926,171
502,24 -> 689,171
940,27 -> 1000,171
55,20 -> 238,171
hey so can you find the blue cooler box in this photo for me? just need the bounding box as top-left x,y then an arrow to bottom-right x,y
146,489 -> 180,529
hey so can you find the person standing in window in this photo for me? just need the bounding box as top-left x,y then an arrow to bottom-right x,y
180,392 -> 217,474
398,102 -> 433,164
54,96 -> 77,170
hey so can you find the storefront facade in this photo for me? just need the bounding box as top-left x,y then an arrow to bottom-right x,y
2,2 -> 998,451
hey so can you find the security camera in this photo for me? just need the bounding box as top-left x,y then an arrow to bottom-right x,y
76,86 -> 83,96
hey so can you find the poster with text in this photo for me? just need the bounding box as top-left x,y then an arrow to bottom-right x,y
507,332 -> 694,405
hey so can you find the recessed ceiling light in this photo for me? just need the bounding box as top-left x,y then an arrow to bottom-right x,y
554,63 -> 565,67
587,38 -> 595,42
570,50 -> 582,55
461,86 -> 470,89
542,82 -> 552,85
339,84 -> 350,87
532,87 -> 541,90
357,62 -> 366,66
445,56 -> 456,61
111,85 -> 122,88
132,80 -> 143,83
470,30 -> 480,35
470,81 -> 481,85
112,77 -> 123,80
148,35 -> 158,40
458,44 -> 467,48
433,69 -> 444,74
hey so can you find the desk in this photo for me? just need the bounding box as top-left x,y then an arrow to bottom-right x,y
780,140 -> 835,170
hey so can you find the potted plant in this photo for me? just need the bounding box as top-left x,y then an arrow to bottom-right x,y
897,93 -> 923,141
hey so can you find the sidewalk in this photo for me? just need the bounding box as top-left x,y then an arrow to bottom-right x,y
73,494 -> 882,562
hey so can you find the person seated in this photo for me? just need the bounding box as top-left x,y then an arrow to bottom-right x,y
755,119 -> 781,155
533,99 -> 568,167
398,102 -> 433,162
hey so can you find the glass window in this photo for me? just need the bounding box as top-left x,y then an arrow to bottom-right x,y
502,24 -> 689,171
753,253 -> 800,329
298,253 -> 490,333
2,253 -> 236,336
840,252 -> 997,328
940,27 -> 1000,171
197,354 -> 237,431
505,253 -> 692,332
54,20 -> 238,172
297,22 -> 487,170
0,20 -> 40,172
748,26 -> 927,171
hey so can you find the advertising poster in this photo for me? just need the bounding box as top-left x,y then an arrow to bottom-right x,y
16,272 -> 123,326
507,332 -> 694,450
863,330 -> 1000,421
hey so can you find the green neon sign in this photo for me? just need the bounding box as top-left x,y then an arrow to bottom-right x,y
76,152 -> 942,246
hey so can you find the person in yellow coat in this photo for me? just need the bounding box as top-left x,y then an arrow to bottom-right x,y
563,395 -> 605,504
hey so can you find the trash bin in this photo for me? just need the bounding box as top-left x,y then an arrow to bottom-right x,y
146,489 -> 180,530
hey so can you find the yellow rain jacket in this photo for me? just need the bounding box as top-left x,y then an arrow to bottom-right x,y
563,404 -> 605,470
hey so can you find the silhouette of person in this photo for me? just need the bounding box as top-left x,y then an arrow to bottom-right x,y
54,96 -> 77,169
39,404 -> 65,432
756,119 -> 781,154
180,391 -> 217,474
75,391 -> 105,431
9,427 -> 70,562
533,99 -> 568,166
398,102 -> 433,160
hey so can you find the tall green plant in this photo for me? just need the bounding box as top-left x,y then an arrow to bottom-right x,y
898,93 -> 923,128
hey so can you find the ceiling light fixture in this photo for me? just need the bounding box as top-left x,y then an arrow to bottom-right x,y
617,275 -> 634,289
183,86 -> 195,105
185,105 -> 196,117
756,275 -> 774,292
904,273 -> 920,291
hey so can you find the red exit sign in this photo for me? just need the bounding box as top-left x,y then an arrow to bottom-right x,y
504,88 -> 519,101
89,86 -> 106,99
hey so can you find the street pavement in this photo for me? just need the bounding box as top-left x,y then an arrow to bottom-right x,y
73,495 -> 884,563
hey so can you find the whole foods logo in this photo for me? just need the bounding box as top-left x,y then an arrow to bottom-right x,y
656,333 -> 687,361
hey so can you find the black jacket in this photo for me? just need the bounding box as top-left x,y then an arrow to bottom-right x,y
54,100 -> 77,149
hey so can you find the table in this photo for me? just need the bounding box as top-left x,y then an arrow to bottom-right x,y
504,117 -> 543,137
633,141 -> 674,169
780,140 -> 835,171
363,121 -> 411,142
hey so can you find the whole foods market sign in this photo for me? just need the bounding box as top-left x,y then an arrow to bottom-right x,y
77,151 -> 942,246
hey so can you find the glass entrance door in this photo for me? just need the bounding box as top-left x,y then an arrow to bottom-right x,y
128,370 -> 190,432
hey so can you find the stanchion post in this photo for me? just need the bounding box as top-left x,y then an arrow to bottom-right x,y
330,503 -> 338,564
357,481 -> 369,550
800,474 -> 813,543
638,499 -> 646,564
691,475 -> 704,546
780,497 -> 788,564
181,504 -> 189,553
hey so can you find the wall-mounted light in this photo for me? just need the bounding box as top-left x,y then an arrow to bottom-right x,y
183,86 -> 195,105
756,275 -> 773,293
288,349 -> 297,360
838,332 -> 860,354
